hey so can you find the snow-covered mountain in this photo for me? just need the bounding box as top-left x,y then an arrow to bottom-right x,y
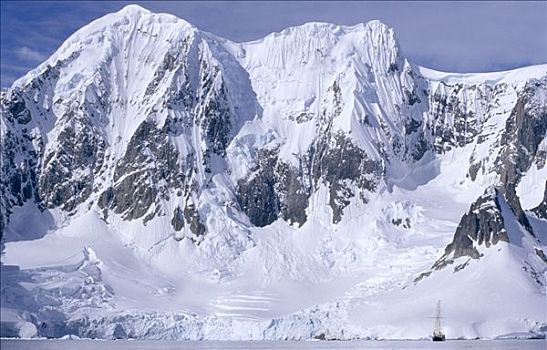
1,4 -> 546,340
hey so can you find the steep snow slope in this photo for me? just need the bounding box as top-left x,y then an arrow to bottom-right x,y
235,21 -> 405,158
1,5 -> 546,340
1,4 -> 259,263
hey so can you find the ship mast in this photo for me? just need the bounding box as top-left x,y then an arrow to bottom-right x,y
430,300 -> 446,341
434,300 -> 442,335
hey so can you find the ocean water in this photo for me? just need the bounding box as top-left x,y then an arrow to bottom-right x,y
1,339 -> 545,350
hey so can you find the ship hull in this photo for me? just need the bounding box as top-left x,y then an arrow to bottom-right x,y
432,334 -> 446,342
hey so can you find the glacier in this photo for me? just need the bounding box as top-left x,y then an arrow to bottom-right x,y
1,4 -> 546,340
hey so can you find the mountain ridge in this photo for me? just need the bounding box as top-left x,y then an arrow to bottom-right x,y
13,5 -> 545,90
1,4 -> 546,340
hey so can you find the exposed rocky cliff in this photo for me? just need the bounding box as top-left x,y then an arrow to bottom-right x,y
432,185 -> 538,271
433,187 -> 510,268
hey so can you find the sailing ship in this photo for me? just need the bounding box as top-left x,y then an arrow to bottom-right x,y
432,300 -> 446,341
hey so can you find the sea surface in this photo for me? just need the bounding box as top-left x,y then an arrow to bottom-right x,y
1,339 -> 545,349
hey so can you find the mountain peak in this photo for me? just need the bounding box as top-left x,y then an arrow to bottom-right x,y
267,19 -> 397,46
110,4 -> 192,27
116,4 -> 152,16
13,4 -> 196,89
362,19 -> 398,46
240,18 -> 401,75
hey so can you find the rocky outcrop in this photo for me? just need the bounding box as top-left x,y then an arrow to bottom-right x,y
427,82 -> 490,153
0,63 -> 66,235
237,148 -> 309,227
170,203 -> 206,240
0,117 -> 40,236
435,187 -> 508,265
463,78 -> 547,186
39,112 -> 105,212
498,78 -> 547,189
311,132 -> 382,223
200,78 -> 232,158
98,120 -> 183,222
171,206 -> 185,232
433,185 -> 536,270
183,201 -> 206,237
237,130 -> 383,227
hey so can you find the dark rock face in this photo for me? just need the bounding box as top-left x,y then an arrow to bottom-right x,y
498,79 -> 547,189
236,149 -> 279,227
433,187 -> 509,269
463,79 -> 547,187
276,160 -> 311,227
170,202 -> 206,240
4,91 -> 31,125
433,185 -> 536,270
468,162 -> 481,182
237,149 -> 302,227
404,87 -> 421,106
39,113 -> 105,212
404,118 -> 422,136
428,82 -> 486,153
0,63 -> 66,235
312,132 -> 382,223
196,50 -> 236,159
201,84 -> 232,157
95,118 -> 208,236
171,206 -> 185,232
0,37 -> 242,238
0,120 -> 40,236
289,112 -> 314,124
237,131 -> 382,227
183,202 -> 206,237
98,120 -> 182,221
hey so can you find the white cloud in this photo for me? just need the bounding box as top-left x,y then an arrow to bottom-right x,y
15,46 -> 46,62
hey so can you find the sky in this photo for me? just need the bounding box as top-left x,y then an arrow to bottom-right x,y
1,1 -> 546,88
